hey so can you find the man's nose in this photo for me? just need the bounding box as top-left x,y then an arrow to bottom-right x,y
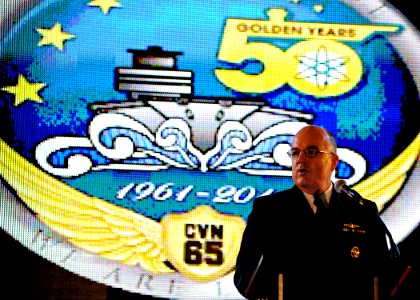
296,150 -> 307,160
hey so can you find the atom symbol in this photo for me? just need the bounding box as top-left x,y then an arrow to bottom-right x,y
296,45 -> 350,89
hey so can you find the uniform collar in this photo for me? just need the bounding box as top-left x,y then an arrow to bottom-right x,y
303,182 -> 333,210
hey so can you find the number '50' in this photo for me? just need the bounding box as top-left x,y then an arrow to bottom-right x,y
214,21 -> 363,97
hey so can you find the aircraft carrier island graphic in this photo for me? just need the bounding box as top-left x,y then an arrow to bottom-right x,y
77,46 -> 314,175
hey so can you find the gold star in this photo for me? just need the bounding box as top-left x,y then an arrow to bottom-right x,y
88,0 -> 122,14
36,22 -> 75,51
1,75 -> 46,106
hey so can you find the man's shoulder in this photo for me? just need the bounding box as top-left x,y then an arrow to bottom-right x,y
336,192 -> 379,213
254,186 -> 300,206
361,197 -> 379,211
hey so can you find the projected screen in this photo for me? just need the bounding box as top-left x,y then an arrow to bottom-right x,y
0,0 -> 419,299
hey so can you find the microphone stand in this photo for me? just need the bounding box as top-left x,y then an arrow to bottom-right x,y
244,254 -> 264,298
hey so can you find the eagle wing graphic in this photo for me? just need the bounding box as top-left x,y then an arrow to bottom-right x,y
353,133 -> 420,211
1,132 -> 419,272
0,138 -> 173,274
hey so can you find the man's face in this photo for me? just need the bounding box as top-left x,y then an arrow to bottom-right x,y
291,126 -> 339,195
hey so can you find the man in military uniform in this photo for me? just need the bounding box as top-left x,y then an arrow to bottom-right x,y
234,125 -> 400,300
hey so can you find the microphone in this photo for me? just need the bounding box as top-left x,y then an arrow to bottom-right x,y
334,179 -> 360,200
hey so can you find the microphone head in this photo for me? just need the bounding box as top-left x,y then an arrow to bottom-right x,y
334,179 -> 347,193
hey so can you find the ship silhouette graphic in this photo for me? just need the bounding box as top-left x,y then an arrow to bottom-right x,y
90,46 -> 313,151
34,46 -> 329,178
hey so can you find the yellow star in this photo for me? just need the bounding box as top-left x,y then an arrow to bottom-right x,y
88,0 -> 122,14
289,0 -> 301,3
1,75 -> 46,106
313,4 -> 324,13
36,22 -> 75,51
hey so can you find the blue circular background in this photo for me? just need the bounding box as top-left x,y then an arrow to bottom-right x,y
1,0 -> 419,220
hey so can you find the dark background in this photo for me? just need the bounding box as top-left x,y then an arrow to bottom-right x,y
388,0 -> 418,30
1,1 -> 419,299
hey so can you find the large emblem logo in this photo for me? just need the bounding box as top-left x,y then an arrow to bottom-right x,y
0,0 -> 419,299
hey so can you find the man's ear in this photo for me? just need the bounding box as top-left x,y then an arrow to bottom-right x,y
331,154 -> 339,171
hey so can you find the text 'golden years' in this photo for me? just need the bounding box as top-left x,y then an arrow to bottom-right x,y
236,23 -> 356,38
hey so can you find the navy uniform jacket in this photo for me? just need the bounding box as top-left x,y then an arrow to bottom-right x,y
234,185 -> 399,300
